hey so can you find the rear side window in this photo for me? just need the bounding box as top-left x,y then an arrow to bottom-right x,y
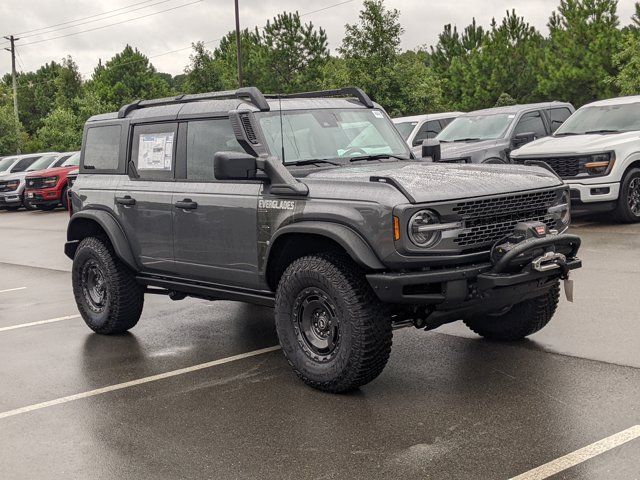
549,107 -> 572,133
84,126 -> 121,171
11,157 -> 38,172
54,155 -> 71,167
131,123 -> 178,181
185,119 -> 244,181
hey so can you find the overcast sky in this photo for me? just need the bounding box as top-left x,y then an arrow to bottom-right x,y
0,0 -> 637,79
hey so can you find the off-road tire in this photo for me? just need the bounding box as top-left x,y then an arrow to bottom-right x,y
275,253 -> 392,393
613,168 -> 640,223
72,236 -> 144,334
463,282 -> 560,341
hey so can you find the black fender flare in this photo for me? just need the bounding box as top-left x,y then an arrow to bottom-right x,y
267,221 -> 386,271
65,210 -> 138,271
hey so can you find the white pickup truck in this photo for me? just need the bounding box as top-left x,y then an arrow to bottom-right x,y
511,95 -> 640,222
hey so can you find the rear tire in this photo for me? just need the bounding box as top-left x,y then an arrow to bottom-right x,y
463,282 -> 560,341
72,236 -> 144,334
613,168 -> 640,223
275,253 -> 392,393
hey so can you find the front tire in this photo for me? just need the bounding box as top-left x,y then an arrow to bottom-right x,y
72,236 -> 144,334
613,168 -> 640,223
275,253 -> 392,393
463,282 -> 560,341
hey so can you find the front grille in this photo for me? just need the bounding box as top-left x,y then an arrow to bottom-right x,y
453,190 -> 557,218
453,190 -> 558,249
514,157 -> 582,178
26,177 -> 47,189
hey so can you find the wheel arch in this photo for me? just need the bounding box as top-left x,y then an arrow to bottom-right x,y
65,210 -> 138,271
265,222 -> 385,291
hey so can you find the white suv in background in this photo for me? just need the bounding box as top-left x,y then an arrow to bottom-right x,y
393,111 -> 463,148
511,96 -> 640,222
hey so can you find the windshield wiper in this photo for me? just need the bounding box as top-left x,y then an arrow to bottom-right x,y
349,154 -> 410,162
450,137 -> 481,142
584,129 -> 621,135
288,159 -> 342,167
554,132 -> 579,137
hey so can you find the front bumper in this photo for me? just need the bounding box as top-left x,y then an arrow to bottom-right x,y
0,193 -> 22,206
367,233 -> 581,320
24,188 -> 61,205
567,181 -> 619,203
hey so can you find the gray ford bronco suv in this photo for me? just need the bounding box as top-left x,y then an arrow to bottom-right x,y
65,87 -> 581,393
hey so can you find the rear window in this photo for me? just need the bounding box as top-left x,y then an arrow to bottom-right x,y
83,126 -> 121,171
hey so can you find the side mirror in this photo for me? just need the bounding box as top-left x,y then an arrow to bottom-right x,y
214,152 -> 258,180
512,132 -> 536,148
421,139 -> 441,161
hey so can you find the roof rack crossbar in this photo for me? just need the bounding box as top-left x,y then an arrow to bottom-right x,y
265,87 -> 374,108
117,87 -> 270,118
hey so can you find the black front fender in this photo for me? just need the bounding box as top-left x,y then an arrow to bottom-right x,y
269,221 -> 386,271
66,210 -> 138,271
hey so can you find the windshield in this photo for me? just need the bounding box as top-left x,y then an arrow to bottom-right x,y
26,155 -> 56,171
257,109 -> 410,164
0,157 -> 16,171
394,121 -> 417,140
62,152 -> 80,167
555,102 -> 640,135
437,114 -> 514,142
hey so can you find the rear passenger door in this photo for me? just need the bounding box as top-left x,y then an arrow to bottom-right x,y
172,117 -> 262,288
546,107 -> 573,133
115,122 -> 177,274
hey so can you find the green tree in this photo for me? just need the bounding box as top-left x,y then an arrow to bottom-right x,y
495,92 -> 517,106
183,41 -> 224,93
86,45 -> 171,110
54,56 -> 83,111
258,11 -> 329,92
34,107 -> 82,152
0,103 -> 23,155
537,0 -> 621,106
212,29 -> 266,89
611,31 -> 640,94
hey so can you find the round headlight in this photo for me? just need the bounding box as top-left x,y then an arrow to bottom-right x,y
408,210 -> 441,247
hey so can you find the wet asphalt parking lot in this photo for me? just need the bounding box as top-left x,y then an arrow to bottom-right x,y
0,209 -> 639,480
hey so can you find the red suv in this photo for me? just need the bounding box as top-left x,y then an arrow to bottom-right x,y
24,151 -> 80,210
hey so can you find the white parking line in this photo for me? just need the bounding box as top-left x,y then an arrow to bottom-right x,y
0,314 -> 81,333
510,425 -> 640,480
0,287 -> 26,294
0,345 -> 281,420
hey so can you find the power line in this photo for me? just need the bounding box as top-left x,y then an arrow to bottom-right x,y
9,0 -> 354,90
19,0 -> 203,47
8,0 -> 165,37
18,0 -> 183,40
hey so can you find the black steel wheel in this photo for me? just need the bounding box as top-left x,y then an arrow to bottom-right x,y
72,236 -> 144,334
275,253 -> 392,393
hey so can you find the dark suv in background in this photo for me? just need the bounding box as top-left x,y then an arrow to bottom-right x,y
66,87 -> 581,393
415,102 -> 574,164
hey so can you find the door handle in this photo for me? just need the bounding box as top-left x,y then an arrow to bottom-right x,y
174,199 -> 198,210
116,195 -> 136,206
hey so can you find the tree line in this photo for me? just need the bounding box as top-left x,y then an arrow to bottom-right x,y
1,0 -> 639,155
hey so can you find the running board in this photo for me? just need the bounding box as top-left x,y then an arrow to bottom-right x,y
136,275 -> 275,307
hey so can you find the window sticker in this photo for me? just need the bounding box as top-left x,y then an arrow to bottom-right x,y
372,110 -> 384,119
138,132 -> 174,170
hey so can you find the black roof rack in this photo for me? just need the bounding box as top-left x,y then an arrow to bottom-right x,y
117,86 -> 270,118
264,87 -> 374,108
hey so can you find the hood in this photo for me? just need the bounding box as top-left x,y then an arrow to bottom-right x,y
305,162 -> 561,204
511,131 -> 640,157
438,139 -> 499,160
25,165 -> 76,178
0,171 -> 28,181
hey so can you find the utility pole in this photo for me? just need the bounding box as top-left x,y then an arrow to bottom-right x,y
4,35 -> 19,126
234,0 -> 243,87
